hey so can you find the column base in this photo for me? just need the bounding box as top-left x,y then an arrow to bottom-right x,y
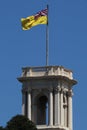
37,125 -> 70,130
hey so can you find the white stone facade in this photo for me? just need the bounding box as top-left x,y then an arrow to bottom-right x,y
18,66 -> 77,130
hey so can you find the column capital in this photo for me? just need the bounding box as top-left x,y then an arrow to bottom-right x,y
27,88 -> 32,93
22,87 -> 32,93
54,87 -> 61,93
48,87 -> 53,93
68,90 -> 73,97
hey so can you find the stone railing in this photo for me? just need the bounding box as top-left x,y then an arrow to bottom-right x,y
21,66 -> 73,80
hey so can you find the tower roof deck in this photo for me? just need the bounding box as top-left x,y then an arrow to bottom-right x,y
21,66 -> 73,80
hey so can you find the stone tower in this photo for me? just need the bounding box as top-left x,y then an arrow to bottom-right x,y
18,66 -> 77,130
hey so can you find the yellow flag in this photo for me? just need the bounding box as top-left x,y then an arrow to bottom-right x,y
21,9 -> 48,30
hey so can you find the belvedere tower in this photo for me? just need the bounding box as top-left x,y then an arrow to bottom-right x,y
18,66 -> 77,130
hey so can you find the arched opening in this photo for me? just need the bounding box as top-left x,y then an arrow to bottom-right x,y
36,95 -> 48,125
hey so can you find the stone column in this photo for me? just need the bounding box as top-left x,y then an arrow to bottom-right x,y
68,90 -> 73,130
31,94 -> 35,123
49,88 -> 53,126
54,87 -> 61,126
27,89 -> 31,120
22,91 -> 25,115
58,89 -> 60,126
60,89 -> 64,126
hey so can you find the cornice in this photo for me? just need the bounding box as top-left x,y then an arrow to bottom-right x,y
17,75 -> 77,86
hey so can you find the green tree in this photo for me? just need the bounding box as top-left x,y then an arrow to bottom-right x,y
5,115 -> 37,130
0,126 -> 5,130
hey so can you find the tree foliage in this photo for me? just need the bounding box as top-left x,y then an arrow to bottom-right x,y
5,115 -> 37,130
0,126 -> 5,130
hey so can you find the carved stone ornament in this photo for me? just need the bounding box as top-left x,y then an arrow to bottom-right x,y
68,90 -> 73,97
47,87 -> 53,93
54,86 -> 61,93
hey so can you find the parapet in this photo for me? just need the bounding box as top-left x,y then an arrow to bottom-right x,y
21,66 -> 73,79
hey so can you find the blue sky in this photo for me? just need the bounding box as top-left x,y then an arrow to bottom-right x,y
0,0 -> 87,129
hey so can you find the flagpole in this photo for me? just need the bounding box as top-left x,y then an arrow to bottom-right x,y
46,5 -> 49,66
